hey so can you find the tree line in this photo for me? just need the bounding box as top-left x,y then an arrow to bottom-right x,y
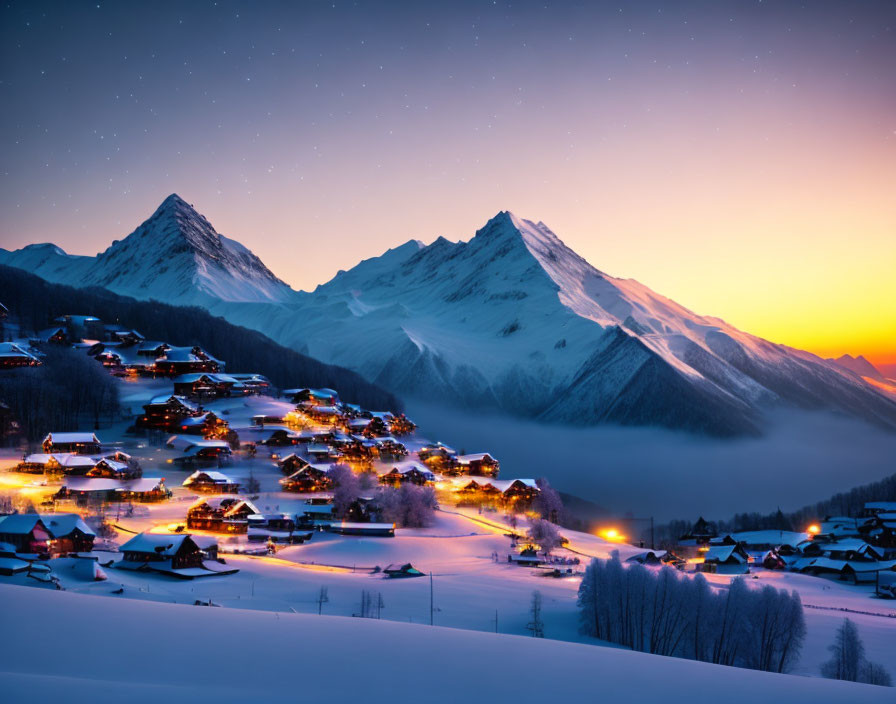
0,264 -> 402,412
577,554 -> 806,673
0,347 -> 121,444
655,471 -> 896,544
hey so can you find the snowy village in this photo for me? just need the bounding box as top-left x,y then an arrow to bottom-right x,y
2,2 -> 896,703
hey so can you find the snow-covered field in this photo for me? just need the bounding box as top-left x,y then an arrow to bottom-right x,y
2,377 -> 894,696
1,583 -> 891,704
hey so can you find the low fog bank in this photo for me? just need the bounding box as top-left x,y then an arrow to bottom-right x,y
407,401 -> 896,524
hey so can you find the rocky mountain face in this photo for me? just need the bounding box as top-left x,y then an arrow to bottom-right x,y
4,199 -> 896,437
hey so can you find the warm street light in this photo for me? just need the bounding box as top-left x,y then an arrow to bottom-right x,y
807,524 -> 821,535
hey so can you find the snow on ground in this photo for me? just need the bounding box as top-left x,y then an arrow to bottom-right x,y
1,583 -> 891,704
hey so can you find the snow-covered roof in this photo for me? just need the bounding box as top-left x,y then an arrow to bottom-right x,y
730,530 -> 808,548
0,514 -> 45,534
120,533 -> 193,556
183,470 -> 234,485
43,432 -> 100,445
491,478 -> 538,493
704,545 -> 747,564
62,477 -> 165,493
41,514 -> 95,538
456,452 -> 497,463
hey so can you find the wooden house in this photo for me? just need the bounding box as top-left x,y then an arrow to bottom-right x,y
0,515 -> 52,553
280,464 -> 333,492
176,411 -> 230,438
383,563 -> 424,578
58,477 -> 168,503
187,497 -> 261,533
285,387 -> 340,406
454,452 -> 500,478
85,458 -> 139,480
374,437 -> 408,460
377,461 -> 434,486
153,346 -> 223,376
136,394 -> 201,431
182,470 -> 240,493
119,533 -> 206,569
701,543 -> 750,574
172,441 -> 232,466
42,432 -> 101,455
0,342 -> 41,368
362,415 -> 390,437
494,479 -> 540,505
41,514 -> 96,553
418,442 -> 458,468
388,414 -> 416,436
678,516 -> 718,546
277,453 -> 311,475
172,373 -> 240,399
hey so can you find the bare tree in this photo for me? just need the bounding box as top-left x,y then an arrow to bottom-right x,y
527,590 -> 544,638
317,586 -> 329,615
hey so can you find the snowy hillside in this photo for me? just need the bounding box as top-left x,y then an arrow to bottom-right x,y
4,200 -> 896,436
1,585 -> 890,704
0,194 -> 298,306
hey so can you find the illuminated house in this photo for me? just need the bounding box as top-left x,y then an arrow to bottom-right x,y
153,345 -> 223,375
0,342 -> 41,368
388,414 -> 416,436
377,461 -> 435,486
701,544 -> 750,574
0,515 -> 52,553
41,514 -> 96,553
374,437 -> 408,460
285,387 -> 340,406
171,440 -> 233,466
136,394 -> 201,431
57,477 -> 168,503
119,533 -> 209,572
187,497 -> 261,533
85,458 -> 140,480
176,411 -> 230,438
418,442 -> 458,468
280,464 -> 334,492
42,432 -> 101,455
183,470 -> 240,493
277,453 -> 311,475
173,372 -> 241,399
454,452 -> 500,477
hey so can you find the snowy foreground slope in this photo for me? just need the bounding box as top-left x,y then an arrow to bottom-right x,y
0,585 -> 889,704
4,195 -> 896,435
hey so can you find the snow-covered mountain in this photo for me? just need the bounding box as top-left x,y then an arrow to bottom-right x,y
828,354 -> 886,382
4,199 -> 896,436
0,194 -> 297,306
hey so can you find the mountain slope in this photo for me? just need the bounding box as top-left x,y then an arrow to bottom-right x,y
0,194 -> 298,306
3,200 -> 895,436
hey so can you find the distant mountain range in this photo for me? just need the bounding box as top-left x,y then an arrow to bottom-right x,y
4,193 -> 895,437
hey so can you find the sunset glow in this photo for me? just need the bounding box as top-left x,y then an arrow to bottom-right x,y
1,2 -> 893,366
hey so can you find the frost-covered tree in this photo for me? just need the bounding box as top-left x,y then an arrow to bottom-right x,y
329,464 -> 361,519
576,554 -> 804,673
860,661 -> 893,687
533,478 -> 563,522
374,484 -> 437,528
821,618 -> 864,682
527,590 -> 544,638
822,618 -> 892,686
527,518 -> 562,555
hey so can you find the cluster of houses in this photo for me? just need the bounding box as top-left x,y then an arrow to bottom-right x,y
675,506 -> 896,584
13,432 -> 169,505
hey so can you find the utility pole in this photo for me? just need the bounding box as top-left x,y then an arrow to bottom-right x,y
494,609 -> 498,634
429,572 -> 434,626
651,516 -> 655,550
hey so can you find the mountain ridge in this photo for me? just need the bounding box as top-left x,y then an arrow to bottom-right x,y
2,195 -> 895,437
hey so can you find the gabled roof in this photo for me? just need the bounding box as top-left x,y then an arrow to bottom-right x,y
456,452 -> 497,463
0,514 -> 47,535
41,513 -> 95,538
62,477 -> 165,493
183,470 -> 234,486
704,544 -> 748,564
120,532 -> 196,556
148,394 -> 199,410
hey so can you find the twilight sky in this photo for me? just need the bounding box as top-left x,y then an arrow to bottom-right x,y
1,1 -> 894,365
